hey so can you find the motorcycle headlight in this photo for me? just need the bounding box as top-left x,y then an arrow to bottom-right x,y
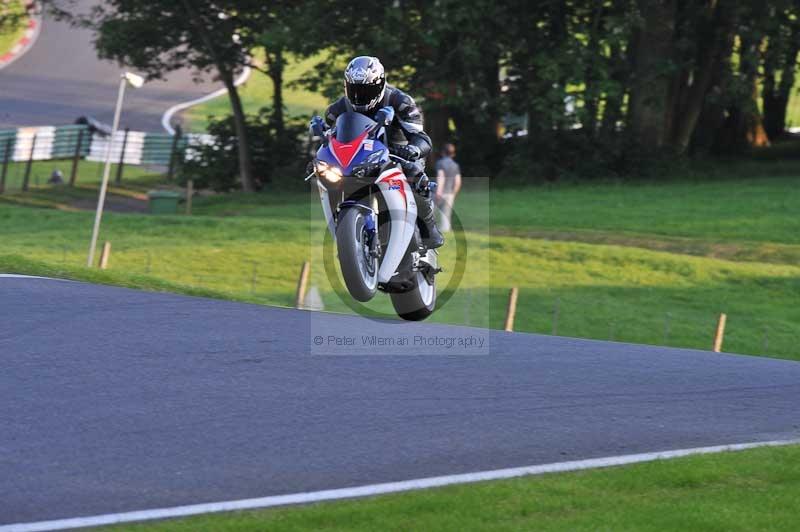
315,161 -> 343,184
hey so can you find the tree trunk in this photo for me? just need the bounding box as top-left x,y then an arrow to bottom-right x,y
763,24 -> 799,140
267,49 -> 286,137
724,31 -> 770,152
669,1 -> 736,153
582,3 -> 603,136
423,104 -> 449,168
222,70 -> 256,192
627,0 -> 677,151
179,0 -> 255,192
600,42 -> 627,136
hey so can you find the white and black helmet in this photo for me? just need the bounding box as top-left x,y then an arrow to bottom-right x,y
344,56 -> 386,113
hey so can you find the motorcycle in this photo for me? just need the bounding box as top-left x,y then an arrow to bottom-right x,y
307,109 -> 440,321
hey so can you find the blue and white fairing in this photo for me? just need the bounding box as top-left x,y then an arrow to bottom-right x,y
315,112 -> 390,176
315,112 -> 417,284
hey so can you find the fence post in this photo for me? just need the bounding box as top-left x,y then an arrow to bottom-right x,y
552,297 -> 560,336
185,178 -> 193,215
504,287 -> 519,332
115,127 -> 129,184
167,125 -> 182,181
295,261 -> 311,309
22,133 -> 37,192
712,313 -> 727,353
0,138 -> 11,195
69,129 -> 84,187
250,262 -> 258,295
98,241 -> 111,270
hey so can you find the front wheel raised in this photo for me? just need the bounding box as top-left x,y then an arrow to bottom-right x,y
336,207 -> 378,302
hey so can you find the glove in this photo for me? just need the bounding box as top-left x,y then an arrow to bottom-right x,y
391,144 -> 421,161
309,115 -> 327,137
374,106 -> 395,126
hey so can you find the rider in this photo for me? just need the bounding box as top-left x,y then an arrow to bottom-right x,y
313,56 -> 444,249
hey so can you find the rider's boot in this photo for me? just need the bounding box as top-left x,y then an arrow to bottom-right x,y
413,174 -> 444,249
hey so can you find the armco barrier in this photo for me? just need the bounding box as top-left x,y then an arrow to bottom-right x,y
0,124 -> 191,190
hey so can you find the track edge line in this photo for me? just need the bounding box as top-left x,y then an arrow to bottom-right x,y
3,437 -> 799,532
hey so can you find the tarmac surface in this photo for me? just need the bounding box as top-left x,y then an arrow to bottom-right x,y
0,1 -> 217,131
2,276 -> 800,525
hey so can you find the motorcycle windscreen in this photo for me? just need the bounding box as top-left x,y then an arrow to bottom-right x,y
334,112 -> 376,143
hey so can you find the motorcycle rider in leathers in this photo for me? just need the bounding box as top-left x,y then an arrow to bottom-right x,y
310,56 -> 444,249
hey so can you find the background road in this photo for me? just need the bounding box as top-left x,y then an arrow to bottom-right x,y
0,1 -> 216,131
2,276 -> 800,525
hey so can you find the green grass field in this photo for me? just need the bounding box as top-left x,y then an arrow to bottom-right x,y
0,159 -> 161,193
1,162 -> 799,359
107,444 -> 800,531
0,1 -> 27,57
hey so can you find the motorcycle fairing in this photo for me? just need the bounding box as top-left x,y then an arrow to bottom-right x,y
374,168 -> 417,283
316,179 -> 337,238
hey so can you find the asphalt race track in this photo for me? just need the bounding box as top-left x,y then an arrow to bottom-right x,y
2,276 -> 800,525
0,1 -> 217,131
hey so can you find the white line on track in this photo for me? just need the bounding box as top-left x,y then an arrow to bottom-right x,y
0,274 -> 65,280
160,66 -> 252,134
2,438 -> 799,532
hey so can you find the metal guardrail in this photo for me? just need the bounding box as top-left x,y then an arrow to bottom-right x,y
0,124 -> 189,192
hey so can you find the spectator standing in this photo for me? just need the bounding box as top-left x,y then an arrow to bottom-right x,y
434,143 -> 461,232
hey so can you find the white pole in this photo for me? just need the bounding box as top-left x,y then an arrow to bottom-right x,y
88,76 -> 127,267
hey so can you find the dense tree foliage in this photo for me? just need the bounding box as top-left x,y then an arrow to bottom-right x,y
281,0 -> 800,178
52,0 -> 800,182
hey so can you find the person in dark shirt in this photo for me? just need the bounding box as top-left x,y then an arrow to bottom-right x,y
435,143 -> 461,232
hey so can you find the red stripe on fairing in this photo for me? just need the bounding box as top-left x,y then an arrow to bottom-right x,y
380,172 -> 408,211
330,131 -> 368,169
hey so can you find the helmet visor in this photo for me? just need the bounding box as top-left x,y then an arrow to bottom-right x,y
346,82 -> 383,107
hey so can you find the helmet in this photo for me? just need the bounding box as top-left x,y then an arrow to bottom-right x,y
344,56 -> 386,113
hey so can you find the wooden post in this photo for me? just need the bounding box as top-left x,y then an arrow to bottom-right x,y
295,261 -> 311,309
250,262 -> 258,294
504,287 -> 519,332
552,297 -> 560,335
69,129 -> 84,186
713,313 -> 727,352
115,127 -> 129,184
98,241 -> 112,269
167,125 -> 182,180
22,133 -> 37,191
185,179 -> 193,215
0,138 -> 11,195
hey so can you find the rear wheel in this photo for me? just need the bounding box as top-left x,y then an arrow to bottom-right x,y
336,207 -> 378,302
390,250 -> 437,321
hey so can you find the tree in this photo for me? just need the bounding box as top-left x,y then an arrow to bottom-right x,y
627,0 -> 677,151
762,1 -> 800,139
76,0 -> 259,190
0,1 -> 32,35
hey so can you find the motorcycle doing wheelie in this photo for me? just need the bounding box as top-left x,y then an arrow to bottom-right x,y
307,109 -> 440,321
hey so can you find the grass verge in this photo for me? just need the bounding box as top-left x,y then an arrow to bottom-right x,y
111,444 -> 800,531
0,1 -> 27,57
1,170 -> 799,359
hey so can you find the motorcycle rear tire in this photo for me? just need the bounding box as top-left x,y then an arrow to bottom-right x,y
390,251 -> 437,321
